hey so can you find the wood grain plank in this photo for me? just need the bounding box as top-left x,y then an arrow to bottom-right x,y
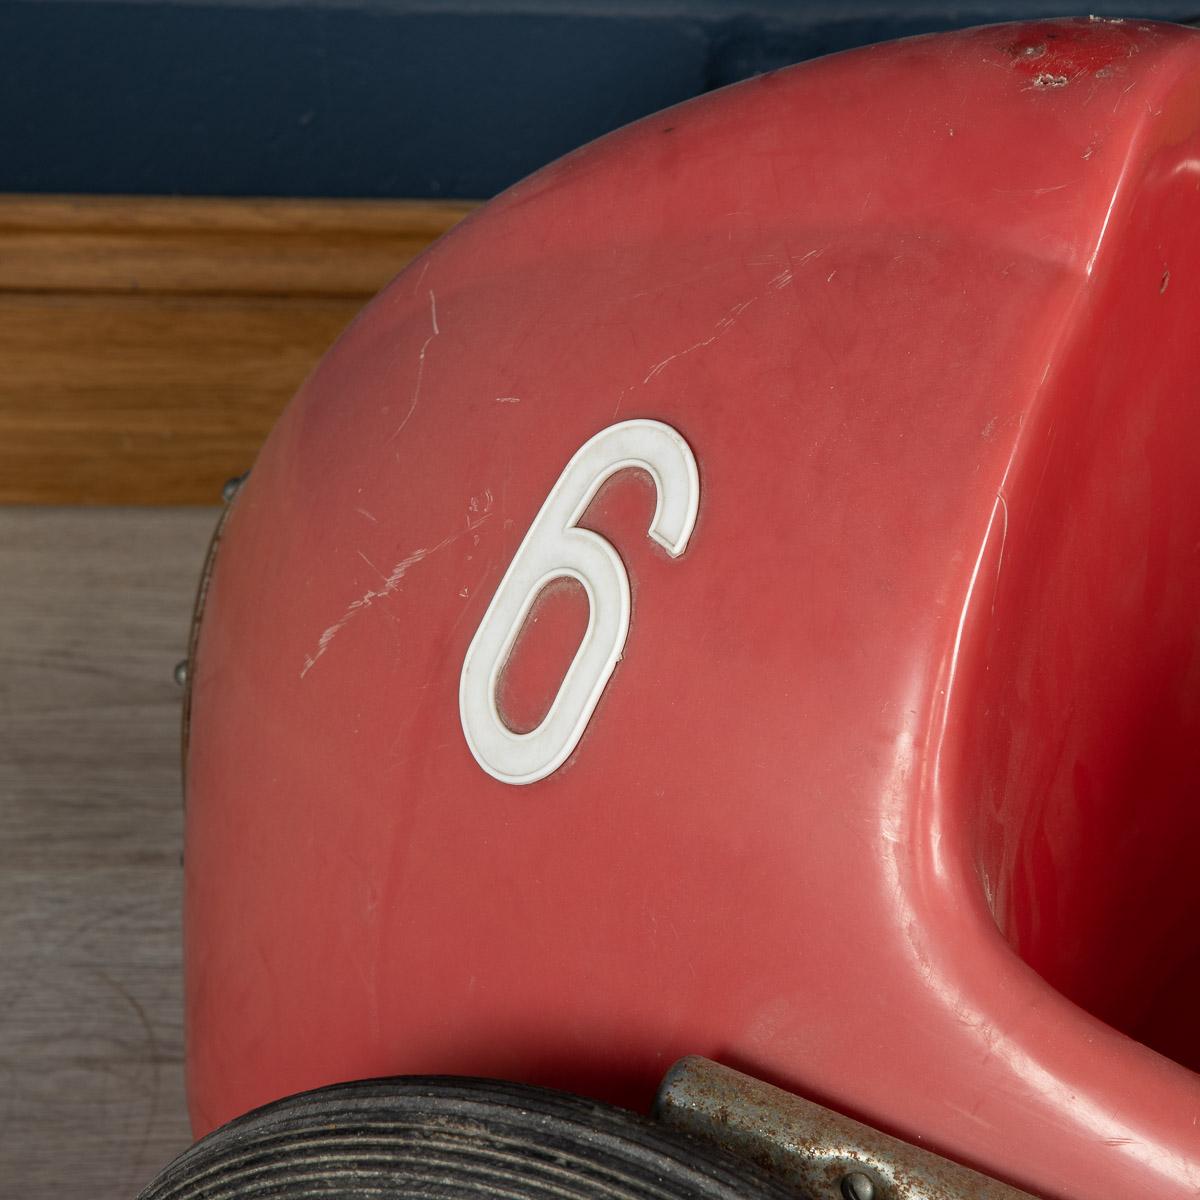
1,194 -> 473,504
0,292 -> 360,504
0,506 -> 218,1197
0,194 -> 476,296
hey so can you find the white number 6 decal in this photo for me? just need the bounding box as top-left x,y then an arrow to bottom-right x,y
459,418 -> 700,785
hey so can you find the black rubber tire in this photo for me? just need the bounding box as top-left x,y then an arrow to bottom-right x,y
138,1075 -> 802,1200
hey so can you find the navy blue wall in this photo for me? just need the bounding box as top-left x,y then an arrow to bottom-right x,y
4,0 -> 1197,198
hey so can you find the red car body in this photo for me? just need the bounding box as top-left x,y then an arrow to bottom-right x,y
185,18 -> 1200,1199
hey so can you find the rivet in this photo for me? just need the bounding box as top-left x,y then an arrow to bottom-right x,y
840,1171 -> 877,1200
174,659 -> 189,687
221,475 -> 244,503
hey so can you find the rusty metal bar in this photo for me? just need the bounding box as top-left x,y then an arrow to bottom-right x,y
654,1057 -> 1040,1200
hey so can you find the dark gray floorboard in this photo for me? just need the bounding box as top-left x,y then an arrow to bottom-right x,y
0,507 -> 219,1196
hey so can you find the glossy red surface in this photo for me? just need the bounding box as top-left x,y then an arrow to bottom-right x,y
186,19 -> 1200,1199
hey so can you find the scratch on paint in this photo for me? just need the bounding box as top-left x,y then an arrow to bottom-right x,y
612,248 -> 826,409
495,396 -> 521,404
387,289 -> 439,443
991,492 -> 1009,614
993,183 -> 1069,197
300,510 -> 492,679
643,297 -> 757,384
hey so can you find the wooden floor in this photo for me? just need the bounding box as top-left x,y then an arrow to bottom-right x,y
0,506 -> 220,1196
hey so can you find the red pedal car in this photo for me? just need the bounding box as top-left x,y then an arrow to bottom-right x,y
157,17 -> 1200,1200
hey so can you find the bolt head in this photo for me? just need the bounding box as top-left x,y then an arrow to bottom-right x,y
221,475 -> 244,503
174,659 -> 189,687
840,1171 -> 877,1200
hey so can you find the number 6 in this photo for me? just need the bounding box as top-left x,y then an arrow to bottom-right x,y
459,418 -> 700,785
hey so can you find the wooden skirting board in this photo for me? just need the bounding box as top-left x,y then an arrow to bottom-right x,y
0,194 -> 476,504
